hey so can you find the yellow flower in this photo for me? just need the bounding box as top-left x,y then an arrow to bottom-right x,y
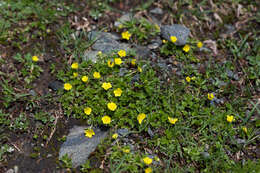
112,133 -> 118,139
121,31 -> 131,40
197,41 -> 203,48
186,76 -> 191,82
85,129 -> 95,138
102,115 -> 111,124
137,113 -> 146,124
145,167 -> 152,173
102,82 -> 112,90
162,40 -> 167,44
168,117 -> 178,124
208,93 -> 214,100
71,62 -> 78,69
98,51 -> 102,56
118,50 -> 126,57
170,36 -> 177,43
32,56 -> 39,62
107,59 -> 114,68
114,88 -> 122,97
123,148 -> 130,153
73,72 -> 78,77
226,115 -> 234,123
131,59 -> 136,66
84,107 -> 92,115
143,157 -> 153,165
183,44 -> 190,52
138,66 -> 142,72
82,76 -> 88,82
93,72 -> 101,79
115,58 -> 122,65
107,102 -> 117,111
242,127 -> 247,133
64,83 -> 72,91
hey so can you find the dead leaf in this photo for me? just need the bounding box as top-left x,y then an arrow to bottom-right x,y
214,13 -> 223,23
204,40 -> 218,55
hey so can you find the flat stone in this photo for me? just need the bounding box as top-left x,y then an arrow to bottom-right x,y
88,31 -> 130,54
134,46 -> 151,60
88,31 -> 120,42
117,128 -> 129,137
161,24 -> 190,46
59,126 -> 108,168
114,13 -> 133,27
48,81 -> 63,91
92,42 -> 130,54
83,50 -> 100,63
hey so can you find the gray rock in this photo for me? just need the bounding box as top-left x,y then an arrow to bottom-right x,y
48,81 -> 63,91
114,13 -> 133,27
59,126 -> 108,168
117,128 -> 129,137
88,31 -> 120,41
87,31 -> 131,54
150,8 -> 163,15
148,38 -> 162,50
83,51 -> 100,63
134,46 -> 151,60
161,24 -> 190,46
92,42 -> 130,54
